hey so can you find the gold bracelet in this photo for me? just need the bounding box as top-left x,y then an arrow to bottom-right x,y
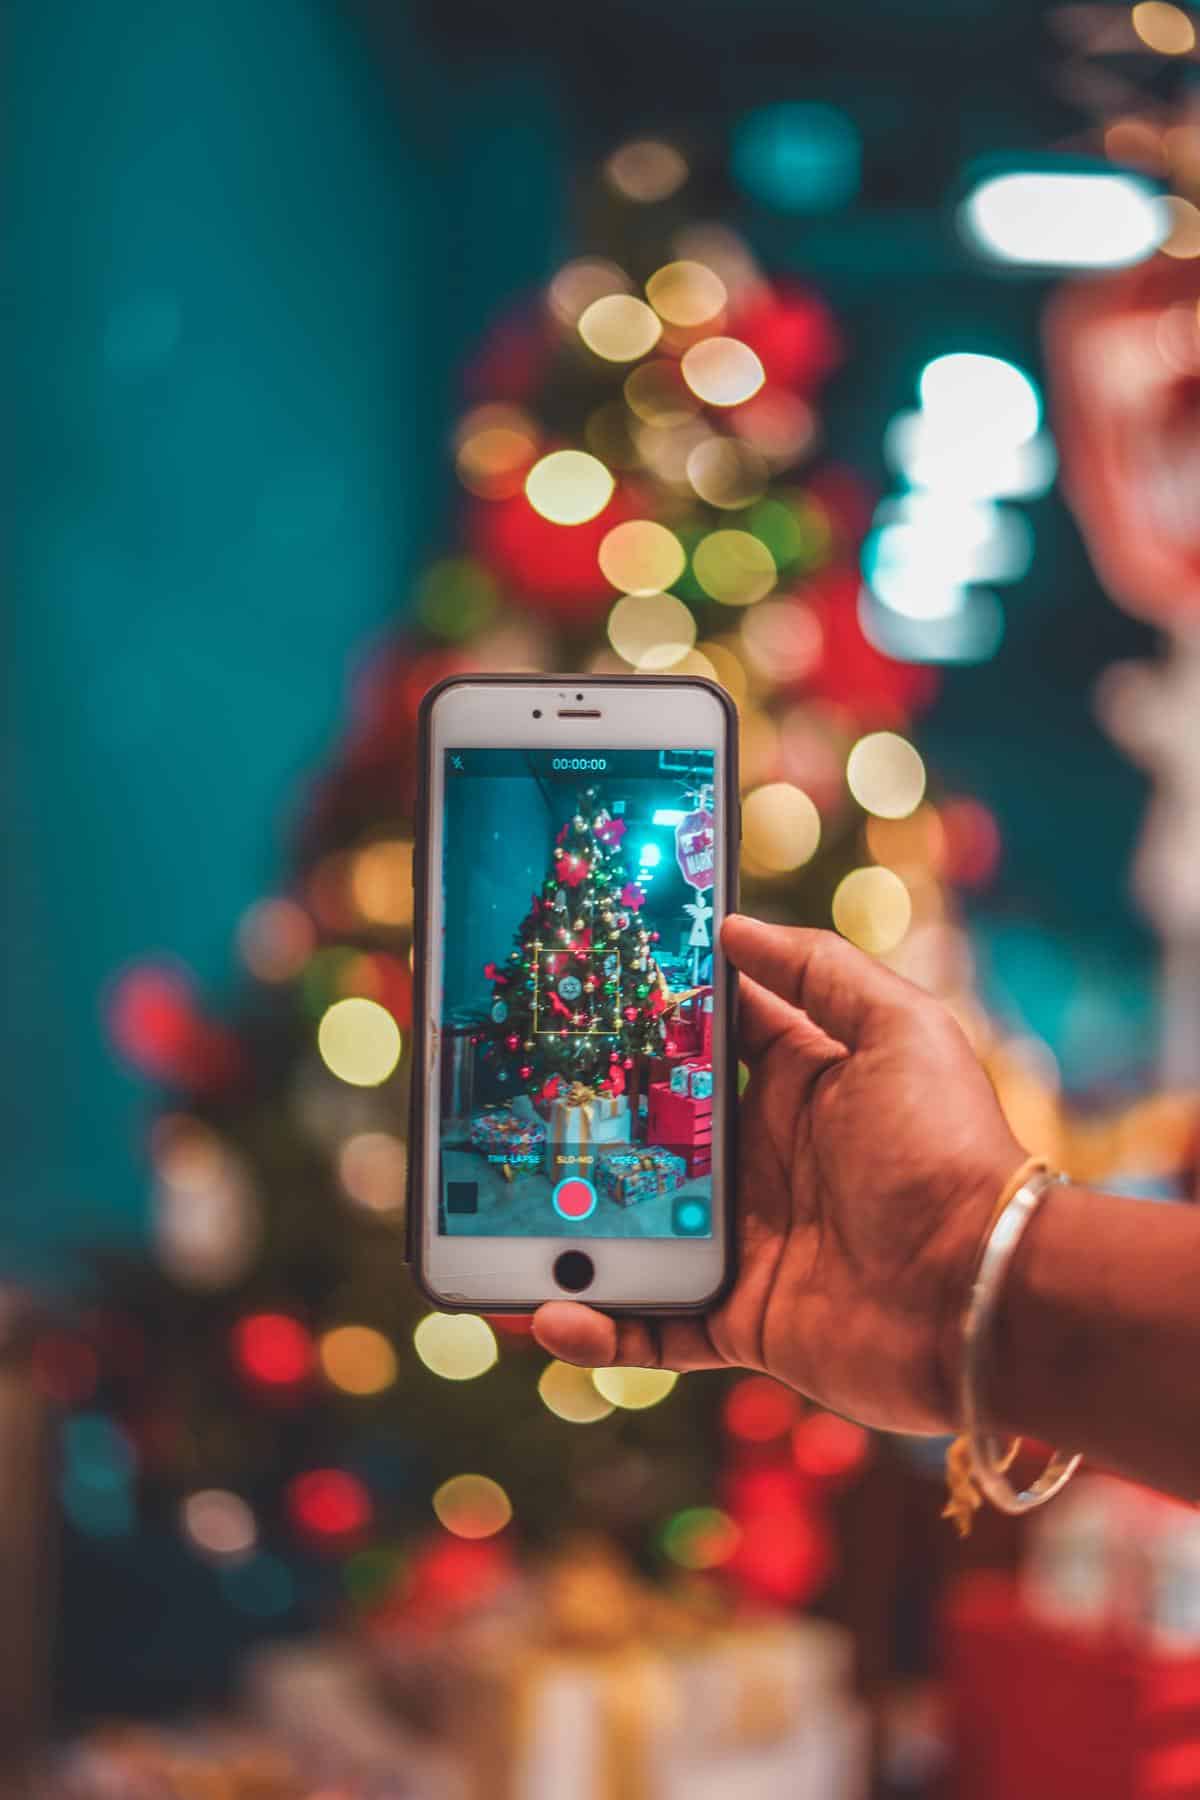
943,1159 -> 1083,1536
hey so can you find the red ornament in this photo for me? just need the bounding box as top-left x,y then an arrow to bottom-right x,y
505,1033 -> 520,1050
468,486 -> 635,621
623,1006 -> 639,1023
560,853 -> 589,888
107,962 -> 243,1094
540,1075 -> 564,1102
619,882 -> 645,909
604,1060 -> 627,1095
519,1064 -> 532,1080
595,816 -> 627,848
287,1468 -> 371,1544
232,1314 -> 313,1389
650,931 -> 660,942
482,963 -> 509,984
728,282 -> 841,394
622,1056 -> 634,1069
802,569 -> 938,727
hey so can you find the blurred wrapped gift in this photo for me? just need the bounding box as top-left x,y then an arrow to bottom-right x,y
368,1540 -> 868,1800
468,1105 -> 547,1169
538,1081 -> 631,1179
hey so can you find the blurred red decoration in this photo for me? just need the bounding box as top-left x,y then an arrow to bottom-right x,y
723,1464 -> 833,1608
287,1468 -> 372,1543
463,309 -> 552,404
791,1410 -> 871,1485
370,1532 -> 516,1635
729,283 -> 841,394
468,488 -> 635,618
723,1375 -> 799,1444
1046,255 -> 1200,627
107,962 -> 244,1094
30,1333 -> 99,1407
940,797 -> 1003,891
802,570 -> 939,726
231,1313 -> 313,1389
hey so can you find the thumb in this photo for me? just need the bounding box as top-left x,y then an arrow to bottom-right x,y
721,915 -> 911,1049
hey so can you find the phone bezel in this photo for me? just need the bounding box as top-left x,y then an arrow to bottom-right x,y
407,674 -> 738,1314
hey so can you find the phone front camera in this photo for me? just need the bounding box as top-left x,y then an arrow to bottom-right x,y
575,692 -> 584,701
533,708 -> 542,719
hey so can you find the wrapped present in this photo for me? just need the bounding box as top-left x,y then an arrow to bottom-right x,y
369,1540 -> 867,1800
665,986 -> 713,1058
647,1082 -> 713,1176
543,1083 -> 630,1179
469,1106 -> 547,1170
596,1145 -> 687,1206
669,1062 -> 712,1099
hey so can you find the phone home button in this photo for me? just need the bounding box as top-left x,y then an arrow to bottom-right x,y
553,1250 -> 595,1294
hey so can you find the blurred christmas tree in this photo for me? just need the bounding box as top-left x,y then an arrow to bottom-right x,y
50,137 -> 997,1655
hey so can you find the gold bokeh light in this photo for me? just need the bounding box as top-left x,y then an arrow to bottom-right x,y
686,438 -> 768,510
548,259 -> 631,327
846,733 -> 927,820
645,260 -> 727,328
1131,1 -> 1195,54
681,337 -> 765,407
740,599 -> 822,683
538,1360 -> 616,1423
1163,195 -> 1200,258
832,867 -> 913,954
598,519 -> 686,594
578,294 -> 663,363
351,840 -> 414,927
525,450 -> 615,525
454,404 -> 538,498
742,783 -> 821,873
592,1367 -> 678,1410
337,1132 -> 407,1216
413,1312 -> 498,1381
319,1325 -> 398,1396
433,1473 -> 513,1539
317,998 -> 402,1088
607,592 -> 697,669
692,529 -> 776,606
624,360 -> 698,427
604,139 -> 689,203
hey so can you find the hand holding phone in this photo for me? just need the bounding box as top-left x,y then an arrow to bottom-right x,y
408,676 -> 738,1313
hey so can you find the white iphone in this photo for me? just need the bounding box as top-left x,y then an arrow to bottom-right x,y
407,674 -> 738,1314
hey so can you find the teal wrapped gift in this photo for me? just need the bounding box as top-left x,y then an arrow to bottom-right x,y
596,1145 -> 687,1207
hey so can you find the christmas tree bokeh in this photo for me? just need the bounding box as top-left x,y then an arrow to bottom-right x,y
50,135 -> 1003,1650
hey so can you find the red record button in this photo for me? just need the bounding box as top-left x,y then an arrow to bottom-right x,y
552,1176 -> 597,1222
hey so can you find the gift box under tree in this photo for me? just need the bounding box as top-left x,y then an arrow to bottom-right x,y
540,1080 -> 632,1180
647,1081 -> 713,1179
469,1106 -> 547,1170
595,1144 -> 687,1206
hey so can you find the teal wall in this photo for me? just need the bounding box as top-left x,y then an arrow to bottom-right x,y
7,0 -> 560,1271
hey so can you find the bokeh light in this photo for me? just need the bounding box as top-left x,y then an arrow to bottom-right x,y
607,592 -> 697,669
417,558 -> 499,640
738,708 -> 782,793
724,1375 -> 800,1442
319,1325 -> 398,1396
525,449 -> 615,525
645,260 -> 727,328
791,1411 -> 871,1482
741,783 -> 822,872
337,1131 -> 407,1215
60,1414 -> 137,1539
433,1473 -> 513,1539
919,354 -> 1041,449
181,1489 -> 257,1562
1132,1 -> 1195,54
681,337 -> 765,406
220,1553 -> 295,1618
599,519 -> 686,594
351,840 -> 415,927
696,639 -> 749,706
686,438 -> 768,510
846,732 -> 926,819
732,102 -> 862,212
232,1313 -> 313,1389
866,805 -> 946,875
692,530 -> 776,605
578,294 -> 663,363
548,258 -> 631,327
153,1118 -> 260,1291
414,1312 -> 498,1381
832,866 -> 913,953
660,1506 -> 741,1570
740,599 -> 823,683
287,1468 -> 372,1542
604,139 -> 688,203
454,404 -> 539,498
731,389 -> 816,464
591,1366 -> 678,1409
237,897 -> 314,982
31,1333 -> 99,1406
624,359 -> 700,426
960,169 -> 1168,269
317,997 -> 403,1087
538,1359 -> 616,1423
1162,195 -> 1200,258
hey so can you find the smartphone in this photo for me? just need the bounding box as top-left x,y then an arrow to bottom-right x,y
408,674 -> 738,1314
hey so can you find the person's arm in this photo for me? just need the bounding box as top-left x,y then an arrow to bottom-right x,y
971,1181 -> 1200,1501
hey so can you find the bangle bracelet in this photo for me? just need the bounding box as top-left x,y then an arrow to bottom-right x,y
956,1167 -> 1082,1520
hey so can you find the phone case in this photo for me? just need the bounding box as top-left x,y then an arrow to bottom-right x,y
405,672 -> 739,1314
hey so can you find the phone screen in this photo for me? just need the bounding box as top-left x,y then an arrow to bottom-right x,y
437,746 -> 721,1240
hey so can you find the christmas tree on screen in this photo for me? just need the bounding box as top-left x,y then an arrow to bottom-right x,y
48,137 -> 1004,1688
